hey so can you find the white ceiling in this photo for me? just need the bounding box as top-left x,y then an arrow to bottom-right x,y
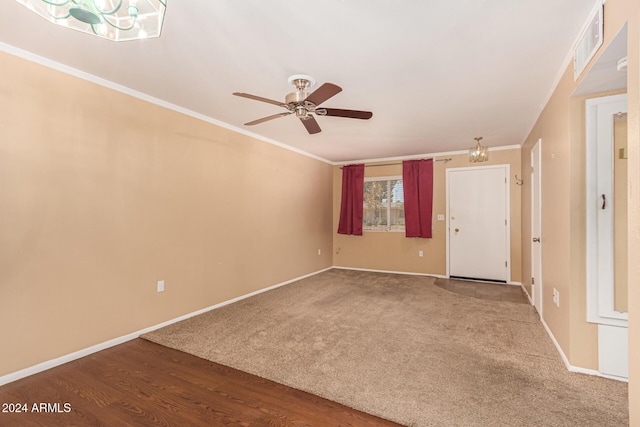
0,1 -> 600,163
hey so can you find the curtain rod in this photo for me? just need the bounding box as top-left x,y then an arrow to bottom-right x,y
339,158 -> 452,169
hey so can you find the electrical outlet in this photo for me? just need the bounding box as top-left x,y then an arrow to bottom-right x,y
318,249 -> 322,256
157,280 -> 165,293
437,214 -> 445,221
418,250 -> 424,257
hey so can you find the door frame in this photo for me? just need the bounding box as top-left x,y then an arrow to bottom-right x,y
445,164 -> 511,282
531,139 -> 543,315
586,93 -> 628,326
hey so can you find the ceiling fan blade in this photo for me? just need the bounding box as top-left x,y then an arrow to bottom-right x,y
245,112 -> 292,126
323,108 -> 373,120
233,92 -> 286,108
304,83 -> 342,106
300,116 -> 321,134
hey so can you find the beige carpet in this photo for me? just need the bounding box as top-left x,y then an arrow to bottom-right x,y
142,269 -> 628,427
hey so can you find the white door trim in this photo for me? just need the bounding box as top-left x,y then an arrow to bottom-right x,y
445,164 -> 511,282
586,93 -> 628,326
531,139 -> 543,316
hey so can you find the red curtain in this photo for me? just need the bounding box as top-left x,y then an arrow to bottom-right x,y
403,159 -> 434,238
337,164 -> 365,235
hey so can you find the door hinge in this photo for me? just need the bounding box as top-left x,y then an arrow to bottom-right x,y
505,219 -> 507,226
532,277 -> 535,285
505,261 -> 508,268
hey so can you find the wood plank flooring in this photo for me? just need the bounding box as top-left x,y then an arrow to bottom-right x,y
0,339 -> 400,426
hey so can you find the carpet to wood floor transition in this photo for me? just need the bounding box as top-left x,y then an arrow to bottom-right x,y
0,269 -> 628,426
142,269 -> 629,427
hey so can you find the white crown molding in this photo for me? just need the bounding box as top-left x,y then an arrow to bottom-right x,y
528,0 -> 605,143
332,145 -> 521,166
0,41 -> 525,167
0,41 -> 333,165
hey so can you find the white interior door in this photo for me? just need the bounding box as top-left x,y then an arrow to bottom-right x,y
531,140 -> 542,315
447,166 -> 509,282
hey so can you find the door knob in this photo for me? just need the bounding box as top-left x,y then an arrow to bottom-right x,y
454,228 -> 460,232
532,237 -> 540,243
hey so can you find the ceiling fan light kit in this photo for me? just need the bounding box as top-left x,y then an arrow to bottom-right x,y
233,75 -> 373,135
15,0 -> 167,41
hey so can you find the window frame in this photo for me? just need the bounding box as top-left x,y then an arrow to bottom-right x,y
363,175 -> 405,233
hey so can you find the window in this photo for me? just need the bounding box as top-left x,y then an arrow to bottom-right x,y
363,177 -> 405,232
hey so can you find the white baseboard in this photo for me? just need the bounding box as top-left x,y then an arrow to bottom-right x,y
520,283 -> 533,304
333,266 -> 528,286
0,267 -> 332,387
5,266 -> 625,386
539,316 -> 628,383
332,265 -> 447,279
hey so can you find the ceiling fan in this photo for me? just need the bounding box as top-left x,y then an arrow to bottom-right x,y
233,75 -> 373,134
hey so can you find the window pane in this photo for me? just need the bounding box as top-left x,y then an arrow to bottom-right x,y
363,179 -> 405,232
389,179 -> 405,231
363,181 -> 386,230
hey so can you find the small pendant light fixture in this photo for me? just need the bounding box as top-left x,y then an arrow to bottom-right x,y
469,136 -> 489,163
15,0 -> 167,41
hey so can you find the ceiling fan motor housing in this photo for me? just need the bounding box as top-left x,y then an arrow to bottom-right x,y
286,80 -> 314,118
285,91 -> 310,105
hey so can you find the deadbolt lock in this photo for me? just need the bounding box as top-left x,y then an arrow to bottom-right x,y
533,237 -> 540,243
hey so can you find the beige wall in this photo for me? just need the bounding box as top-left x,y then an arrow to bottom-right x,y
0,52 -> 334,377
520,0 -> 638,387
2,4 -> 639,421
333,149 -> 522,281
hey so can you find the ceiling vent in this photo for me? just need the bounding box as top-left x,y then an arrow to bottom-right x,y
574,1 -> 604,80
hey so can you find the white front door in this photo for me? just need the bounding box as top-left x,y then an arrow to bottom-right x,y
531,140 -> 542,315
447,165 -> 509,282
